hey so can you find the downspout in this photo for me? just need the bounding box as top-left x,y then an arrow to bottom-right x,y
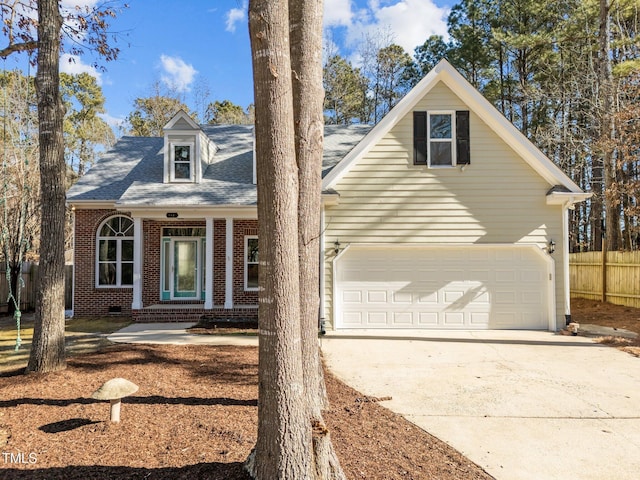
318,207 -> 326,335
562,199 -> 574,326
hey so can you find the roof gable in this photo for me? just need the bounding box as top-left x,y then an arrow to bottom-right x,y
163,110 -> 200,131
322,59 -> 583,194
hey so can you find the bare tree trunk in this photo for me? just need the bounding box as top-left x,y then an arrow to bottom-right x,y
290,1 -> 346,478
245,0 -> 311,477
26,0 -> 66,373
599,0 -> 620,251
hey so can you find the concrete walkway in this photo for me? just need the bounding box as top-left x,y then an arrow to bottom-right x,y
320,330 -> 640,480
108,322 -> 258,346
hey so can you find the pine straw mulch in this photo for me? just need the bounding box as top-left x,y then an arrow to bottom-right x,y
0,344 -> 492,480
570,298 -> 640,357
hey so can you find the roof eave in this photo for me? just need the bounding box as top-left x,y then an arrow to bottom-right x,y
546,191 -> 592,207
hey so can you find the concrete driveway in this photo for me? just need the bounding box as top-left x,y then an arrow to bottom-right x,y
321,330 -> 640,480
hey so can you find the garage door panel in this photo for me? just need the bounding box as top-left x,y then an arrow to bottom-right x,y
342,290 -> 362,303
495,270 -> 516,282
470,312 -> 490,325
393,312 -> 413,325
522,291 -> 543,304
393,291 -> 412,303
418,292 -> 438,304
343,311 -> 363,326
336,246 -> 550,330
368,312 -> 388,325
418,312 -> 438,324
444,312 -> 464,325
367,290 -> 387,303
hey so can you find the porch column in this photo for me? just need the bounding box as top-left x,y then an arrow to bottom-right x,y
131,216 -> 143,310
204,217 -> 214,309
224,217 -> 234,309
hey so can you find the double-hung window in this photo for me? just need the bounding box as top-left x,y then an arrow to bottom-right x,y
414,110 -> 470,167
245,236 -> 259,291
171,143 -> 194,182
96,215 -> 134,287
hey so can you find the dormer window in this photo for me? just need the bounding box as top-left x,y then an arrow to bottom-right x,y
163,110 -> 217,184
171,143 -> 194,182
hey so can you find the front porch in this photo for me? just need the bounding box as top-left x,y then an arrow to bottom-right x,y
71,208 -> 259,321
132,304 -> 259,323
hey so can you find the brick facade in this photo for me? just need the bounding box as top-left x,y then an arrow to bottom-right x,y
73,209 -> 134,316
73,210 -> 258,321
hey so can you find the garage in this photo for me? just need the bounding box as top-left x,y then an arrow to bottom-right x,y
334,245 -> 553,330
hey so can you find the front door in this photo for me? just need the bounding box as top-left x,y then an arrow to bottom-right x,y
172,239 -> 198,298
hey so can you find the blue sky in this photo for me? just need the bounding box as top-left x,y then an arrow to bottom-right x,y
5,0 -> 454,130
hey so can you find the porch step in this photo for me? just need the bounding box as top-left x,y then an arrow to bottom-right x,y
132,305 -> 258,323
195,317 -> 258,330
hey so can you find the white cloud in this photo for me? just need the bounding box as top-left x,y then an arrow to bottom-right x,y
159,55 -> 198,93
373,0 -> 449,53
324,0 -> 354,27
324,0 -> 449,58
98,112 -> 125,129
60,54 -> 103,85
226,1 -> 247,33
60,0 -> 99,8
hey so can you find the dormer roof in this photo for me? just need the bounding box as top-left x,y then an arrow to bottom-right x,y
163,110 -> 200,131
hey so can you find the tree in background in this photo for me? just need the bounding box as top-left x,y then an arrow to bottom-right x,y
127,81 -> 192,136
323,54 -> 367,124
374,44 -> 413,119
405,35 -> 452,86
205,99 -> 254,124
0,70 -> 39,317
61,72 -> 115,177
613,72 -> 640,249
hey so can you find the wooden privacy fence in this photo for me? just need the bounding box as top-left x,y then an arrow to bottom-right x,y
0,263 -> 73,313
569,251 -> 640,309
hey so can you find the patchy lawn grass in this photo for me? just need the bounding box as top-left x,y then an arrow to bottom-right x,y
0,315 -> 132,373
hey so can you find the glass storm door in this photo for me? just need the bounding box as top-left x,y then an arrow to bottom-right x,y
173,240 -> 198,298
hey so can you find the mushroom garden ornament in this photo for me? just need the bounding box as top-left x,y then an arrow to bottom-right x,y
92,378 -> 139,423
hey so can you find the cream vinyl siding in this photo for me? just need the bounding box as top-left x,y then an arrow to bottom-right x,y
323,81 -> 566,327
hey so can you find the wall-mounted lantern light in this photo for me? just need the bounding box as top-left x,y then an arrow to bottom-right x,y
548,239 -> 556,254
334,239 -> 341,254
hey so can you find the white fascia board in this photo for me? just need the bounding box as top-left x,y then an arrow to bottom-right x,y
120,205 -> 257,219
67,200 -> 117,210
546,192 -> 592,206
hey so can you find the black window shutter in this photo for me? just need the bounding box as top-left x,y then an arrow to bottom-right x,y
456,110 -> 470,165
414,111 -> 427,165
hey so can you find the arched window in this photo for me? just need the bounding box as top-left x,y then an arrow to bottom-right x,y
96,215 -> 134,287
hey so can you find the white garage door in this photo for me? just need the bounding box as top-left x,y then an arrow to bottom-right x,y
335,245 -> 551,330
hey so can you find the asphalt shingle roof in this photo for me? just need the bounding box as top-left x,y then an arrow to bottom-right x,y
67,124 -> 371,207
